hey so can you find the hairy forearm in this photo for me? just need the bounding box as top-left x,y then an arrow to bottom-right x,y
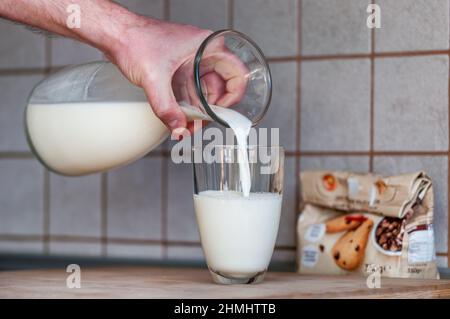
0,0 -> 153,54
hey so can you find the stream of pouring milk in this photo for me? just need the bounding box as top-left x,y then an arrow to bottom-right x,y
208,105 -> 252,197
180,102 -> 252,197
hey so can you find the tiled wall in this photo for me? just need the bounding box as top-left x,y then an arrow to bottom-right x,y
0,0 -> 449,269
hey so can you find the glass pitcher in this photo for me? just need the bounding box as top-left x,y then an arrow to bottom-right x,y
25,30 -> 272,176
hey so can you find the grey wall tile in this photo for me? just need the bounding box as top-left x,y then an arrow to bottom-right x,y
0,19 -> 46,69
300,156 -> 370,172
167,160 -> 198,241
167,245 -> 205,260
437,256 -> 448,268
170,0 -> 227,30
260,62 -> 297,152
49,242 -> 102,257
234,0 -> 298,57
49,174 -> 101,237
107,243 -> 162,259
0,241 -> 43,254
301,59 -> 371,151
301,0 -> 371,55
375,0 -> 449,52
115,0 -> 164,18
374,56 -> 449,151
0,74 -> 44,151
0,159 -> 43,235
373,156 -> 448,253
107,157 -> 162,240
276,157 -> 297,247
50,39 -> 103,67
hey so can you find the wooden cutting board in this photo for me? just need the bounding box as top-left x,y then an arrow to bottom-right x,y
1,266 -> 449,298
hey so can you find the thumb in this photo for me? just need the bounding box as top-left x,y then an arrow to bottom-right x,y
142,76 -> 187,132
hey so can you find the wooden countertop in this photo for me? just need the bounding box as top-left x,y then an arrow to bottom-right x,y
1,266 -> 450,298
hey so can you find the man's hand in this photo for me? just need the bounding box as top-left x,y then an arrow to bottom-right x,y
108,19 -> 248,133
106,20 -> 212,132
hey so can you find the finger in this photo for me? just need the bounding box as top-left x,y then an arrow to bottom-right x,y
199,52 -> 248,107
215,63 -> 247,106
199,51 -> 245,79
201,72 -> 226,105
143,75 -> 187,132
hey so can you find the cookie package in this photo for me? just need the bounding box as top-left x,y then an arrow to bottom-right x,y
297,171 -> 439,279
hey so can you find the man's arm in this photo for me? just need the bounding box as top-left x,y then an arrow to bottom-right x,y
0,0 -> 196,130
0,0 -> 140,55
0,0 -> 246,133
0,0 -> 209,131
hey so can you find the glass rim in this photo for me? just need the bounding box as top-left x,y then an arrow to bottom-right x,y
193,29 -> 272,128
191,145 -> 284,151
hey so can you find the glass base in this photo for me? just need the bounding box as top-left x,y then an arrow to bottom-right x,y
209,269 -> 266,284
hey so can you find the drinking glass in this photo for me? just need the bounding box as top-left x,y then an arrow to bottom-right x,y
192,145 -> 284,284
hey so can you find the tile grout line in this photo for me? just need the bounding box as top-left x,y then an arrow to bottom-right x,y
448,1 -> 450,266
267,50 -> 450,62
0,234 -> 299,251
42,35 -> 52,254
288,150 -> 450,156
295,0 -> 302,211
160,157 -> 169,259
0,68 -> 48,76
0,233 -> 447,255
45,35 -> 52,73
294,0 -> 302,271
161,1 -> 170,260
0,152 -> 34,158
369,0 -> 375,173
3,150 -> 450,159
164,0 -> 170,22
227,0 -> 234,29
42,170 -> 50,254
100,173 -> 108,256
0,51 -> 449,75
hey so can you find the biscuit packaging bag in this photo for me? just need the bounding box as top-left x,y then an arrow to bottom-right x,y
297,171 -> 439,279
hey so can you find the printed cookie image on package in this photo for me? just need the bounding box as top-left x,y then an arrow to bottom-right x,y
297,171 -> 439,279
